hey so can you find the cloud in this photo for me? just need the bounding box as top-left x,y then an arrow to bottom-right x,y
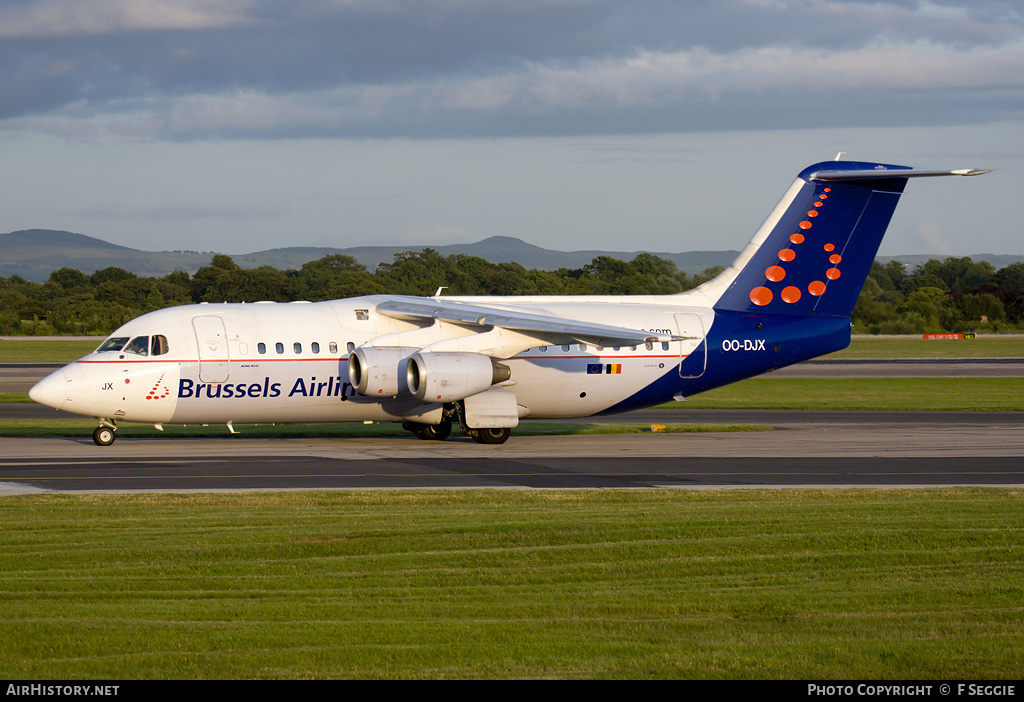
137,41 -> 1023,139
0,0 -> 254,38
0,1 -> 1022,139
907,219 -> 956,256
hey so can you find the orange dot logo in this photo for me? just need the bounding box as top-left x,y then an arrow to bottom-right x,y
790,233 -> 805,244
778,248 -> 796,262
824,243 -> 835,252
807,210 -> 818,217
799,221 -> 813,229
750,287 -> 773,306
813,201 -> 823,207
826,267 -> 841,280
829,254 -> 842,264
808,280 -> 826,296
765,265 -> 786,282
146,373 -> 170,400
781,286 -> 802,303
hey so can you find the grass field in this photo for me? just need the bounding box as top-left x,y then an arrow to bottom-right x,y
1,489 -> 1021,679
3,336 -> 1021,680
665,377 -> 1024,411
827,335 -> 1024,359
0,338 -> 100,363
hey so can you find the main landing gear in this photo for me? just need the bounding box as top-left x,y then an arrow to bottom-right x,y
467,427 -> 512,444
403,420 -> 453,441
402,403 -> 513,445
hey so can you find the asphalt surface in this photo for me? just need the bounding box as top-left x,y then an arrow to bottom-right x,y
3,359 -> 1022,493
2,406 -> 1022,493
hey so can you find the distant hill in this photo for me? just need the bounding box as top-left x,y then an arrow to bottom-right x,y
0,230 -> 216,283
234,236 -> 738,278
1,229 -> 132,250
1,229 -> 1021,283
0,230 -> 740,282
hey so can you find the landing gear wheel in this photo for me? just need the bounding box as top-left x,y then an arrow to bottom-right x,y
404,421 -> 452,441
93,426 -> 116,446
416,421 -> 452,441
471,427 -> 511,445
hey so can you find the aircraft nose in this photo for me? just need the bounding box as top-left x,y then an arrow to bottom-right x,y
29,368 -> 69,410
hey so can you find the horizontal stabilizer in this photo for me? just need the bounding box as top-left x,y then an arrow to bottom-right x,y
807,167 -> 994,182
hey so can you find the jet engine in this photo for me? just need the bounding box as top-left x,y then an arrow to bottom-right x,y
405,352 -> 511,403
348,346 -> 417,397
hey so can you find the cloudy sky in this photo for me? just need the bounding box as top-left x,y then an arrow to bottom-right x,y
1,0 -> 1021,260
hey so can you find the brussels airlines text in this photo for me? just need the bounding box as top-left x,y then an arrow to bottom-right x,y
178,377 -> 356,400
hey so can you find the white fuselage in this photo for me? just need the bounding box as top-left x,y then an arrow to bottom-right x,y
32,295 -> 714,427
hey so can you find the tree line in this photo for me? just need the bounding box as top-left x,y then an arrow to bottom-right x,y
1,249 -> 1023,336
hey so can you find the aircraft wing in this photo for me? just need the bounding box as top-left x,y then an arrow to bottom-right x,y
373,296 -> 683,346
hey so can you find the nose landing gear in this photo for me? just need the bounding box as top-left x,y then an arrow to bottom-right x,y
92,424 -> 116,446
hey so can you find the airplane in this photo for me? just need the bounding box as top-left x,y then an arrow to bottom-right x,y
29,159 -> 991,446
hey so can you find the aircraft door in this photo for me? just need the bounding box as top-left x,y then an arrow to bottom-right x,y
193,316 -> 230,383
674,313 -> 706,378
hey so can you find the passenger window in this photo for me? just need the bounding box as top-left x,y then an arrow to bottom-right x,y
561,345 -> 570,352
294,342 -> 302,354
662,342 -> 670,351
329,342 -> 338,354
645,341 -> 653,351
151,335 -> 169,356
311,342 -> 320,354
275,342 -> 284,354
125,336 -> 149,356
346,342 -> 355,352
258,343 -> 266,354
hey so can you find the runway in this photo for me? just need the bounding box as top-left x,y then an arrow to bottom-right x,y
2,407 -> 1022,493
3,359 -> 1022,494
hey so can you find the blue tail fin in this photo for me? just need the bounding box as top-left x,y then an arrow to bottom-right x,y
712,160 -> 987,317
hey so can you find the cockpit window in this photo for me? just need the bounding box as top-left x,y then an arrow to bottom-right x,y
151,335 -> 169,356
97,337 -> 129,353
124,336 -> 149,356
